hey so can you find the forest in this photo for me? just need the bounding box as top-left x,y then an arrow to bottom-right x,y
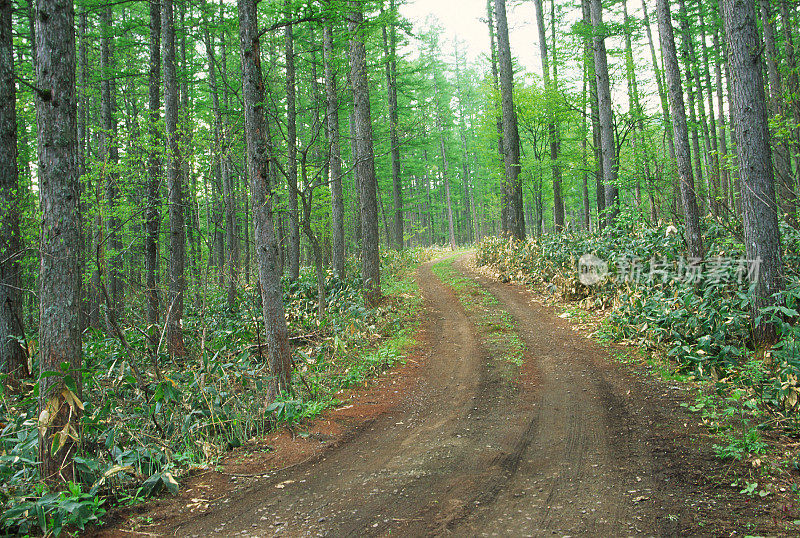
2,0 -> 800,533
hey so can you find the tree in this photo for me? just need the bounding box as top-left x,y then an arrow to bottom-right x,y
162,0 -> 186,357
382,1 -> 403,250
656,0 -> 704,259
0,0 -> 26,381
34,0 -> 81,485
494,0 -> 524,240
349,1 -> 381,306
238,0 -> 292,399
146,0 -> 161,356
323,21 -> 346,277
533,0 -> 564,231
721,0 -> 784,345
285,0 -> 300,281
590,0 -> 619,224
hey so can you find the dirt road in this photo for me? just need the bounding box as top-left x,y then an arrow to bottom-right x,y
161,253 -> 764,536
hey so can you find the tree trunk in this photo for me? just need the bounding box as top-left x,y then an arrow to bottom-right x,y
656,0 -> 704,259
285,1 -> 300,281
349,3 -> 381,306
698,2 -> 721,217
146,0 -> 161,354
494,0 -> 525,240
583,0 -> 605,230
0,0 -> 26,381
237,0 -> 292,401
161,0 -> 186,357
590,0 -> 619,224
219,1 -> 239,308
534,0 -> 564,232
382,4 -> 403,250
35,0 -> 81,485
721,0 -> 785,345
322,24 -> 345,277
642,0 -> 678,211
676,0 -> 709,214
205,24 -> 235,303
76,8 -> 88,334
581,57 -> 591,231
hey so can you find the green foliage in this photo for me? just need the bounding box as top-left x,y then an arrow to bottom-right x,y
476,221 -> 800,423
0,248 -> 435,535
0,481 -> 106,537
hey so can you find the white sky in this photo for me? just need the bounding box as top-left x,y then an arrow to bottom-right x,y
399,0 -> 664,112
399,0 -> 546,76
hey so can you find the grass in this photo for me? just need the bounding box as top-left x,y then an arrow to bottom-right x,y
431,256 -> 525,369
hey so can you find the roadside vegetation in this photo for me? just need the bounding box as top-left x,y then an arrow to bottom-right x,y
0,248 -> 436,536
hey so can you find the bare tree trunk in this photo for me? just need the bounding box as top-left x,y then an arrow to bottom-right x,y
623,0 -> 649,218
534,0 -> 564,231
76,8 -> 88,334
146,0 -> 161,352
207,16 -> 225,278
642,0 -> 678,210
323,24 -> 345,277
349,2 -> 381,306
35,0 -> 81,485
382,3 -> 403,250
161,0 -> 186,357
238,0 -> 292,400
698,2 -> 721,217
581,56 -> 591,231
583,0 -> 605,229
0,0 -> 26,381
486,0 -> 506,231
721,0 -> 784,345
453,42 -> 477,243
590,0 -> 619,223
657,0 -> 704,259
178,2 -> 197,300
494,0 -> 525,240
676,0 -> 709,214
285,1 -> 300,280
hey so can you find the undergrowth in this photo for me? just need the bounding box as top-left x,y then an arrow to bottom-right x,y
0,247 -> 439,536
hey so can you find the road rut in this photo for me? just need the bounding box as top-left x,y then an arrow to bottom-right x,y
166,253 -> 752,537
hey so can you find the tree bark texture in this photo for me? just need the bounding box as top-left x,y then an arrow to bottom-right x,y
349,4 -> 381,306
34,0 -> 81,485
656,0 -> 704,259
322,23 -> 345,277
494,0 -> 525,240
0,0 -> 26,380
722,0 -> 785,344
161,0 -> 186,357
238,0 -> 292,399
590,0 -> 620,223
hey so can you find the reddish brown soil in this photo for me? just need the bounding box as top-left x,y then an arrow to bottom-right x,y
90,252 -> 792,537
